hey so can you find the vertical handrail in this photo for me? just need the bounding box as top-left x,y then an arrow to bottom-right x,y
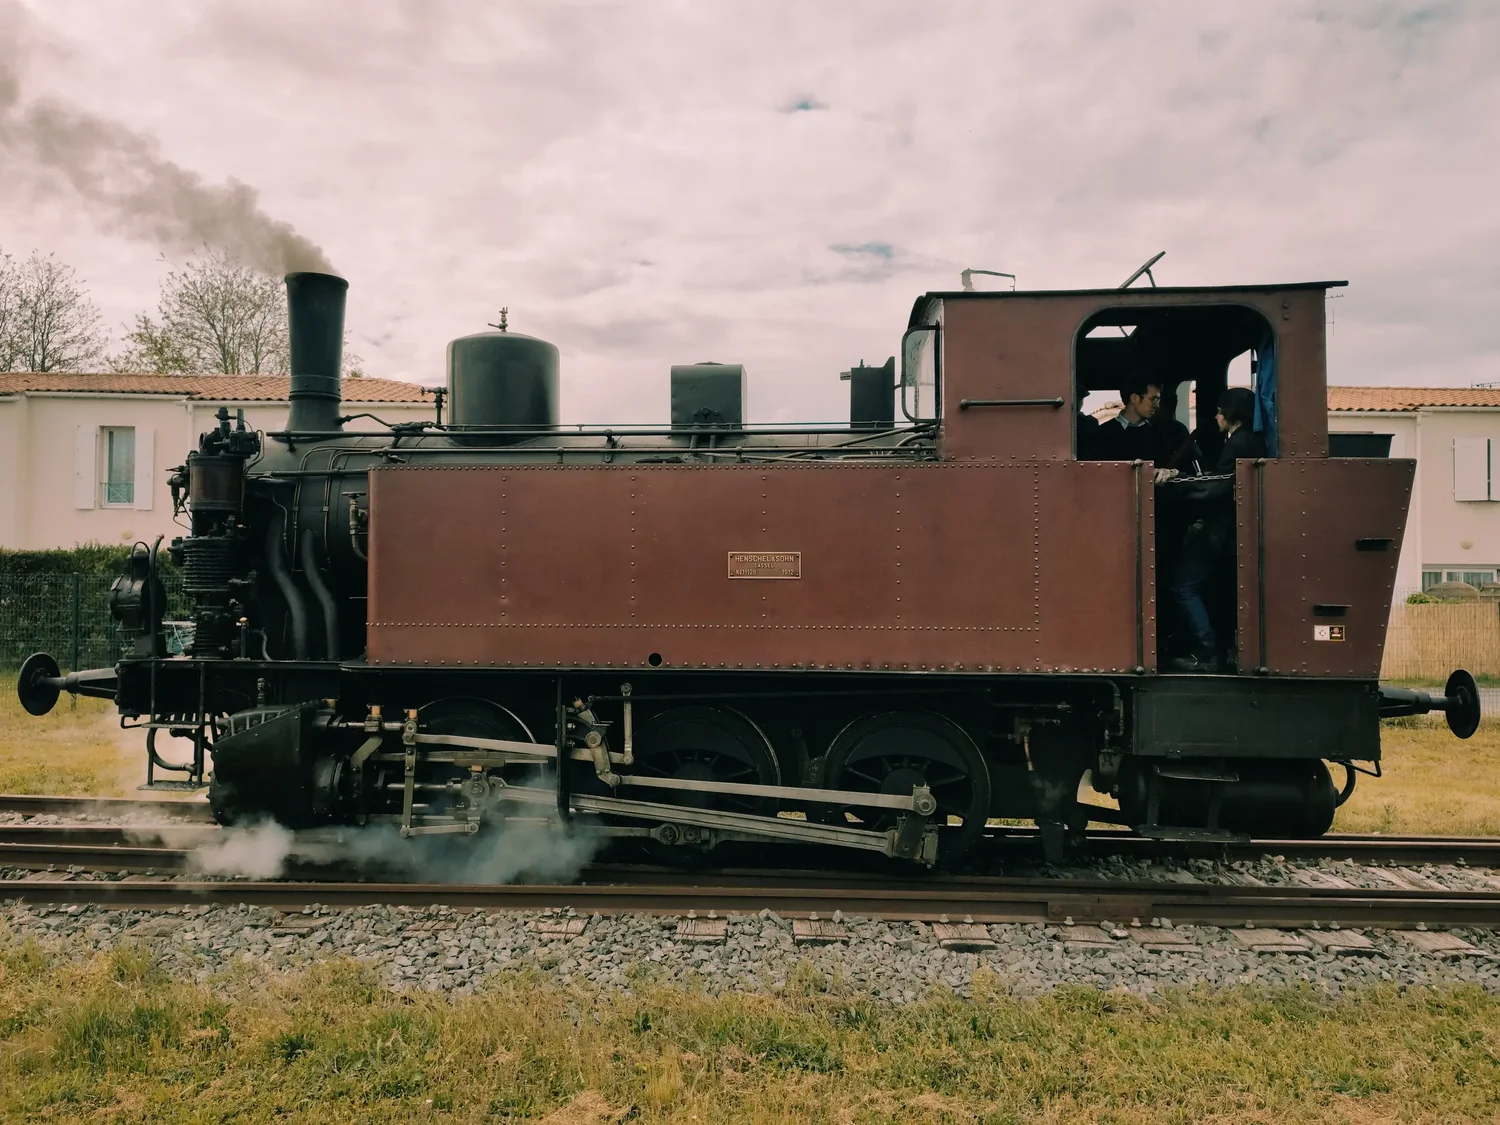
1256,459 -> 1268,673
1134,461 -> 1146,672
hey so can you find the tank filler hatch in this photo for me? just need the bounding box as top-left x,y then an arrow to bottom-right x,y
671,363 -> 745,429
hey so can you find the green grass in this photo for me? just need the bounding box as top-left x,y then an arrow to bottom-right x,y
0,948 -> 1498,1123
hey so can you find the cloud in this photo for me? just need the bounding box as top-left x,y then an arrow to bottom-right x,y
1,0 -> 1496,419
831,242 -> 895,260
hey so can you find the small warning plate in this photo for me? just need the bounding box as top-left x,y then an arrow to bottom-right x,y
1305,930 -> 1378,956
676,917 -> 728,944
933,923 -> 996,951
1231,929 -> 1311,954
1313,624 -> 1346,642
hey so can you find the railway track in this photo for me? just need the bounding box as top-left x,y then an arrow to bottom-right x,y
2,870 -> 1498,929
3,794 -> 1499,867
0,825 -> 1496,931
0,794 -> 213,821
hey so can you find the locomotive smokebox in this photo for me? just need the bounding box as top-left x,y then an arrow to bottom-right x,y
446,329 -> 560,446
285,272 -> 348,433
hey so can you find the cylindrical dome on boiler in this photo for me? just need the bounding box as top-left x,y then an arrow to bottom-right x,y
446,331 -> 560,445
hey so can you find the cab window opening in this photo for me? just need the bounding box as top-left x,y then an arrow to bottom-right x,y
1073,305 -> 1277,467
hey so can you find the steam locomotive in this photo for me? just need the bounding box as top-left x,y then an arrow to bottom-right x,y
18,270 -> 1480,866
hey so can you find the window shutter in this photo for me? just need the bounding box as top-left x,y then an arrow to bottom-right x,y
1454,438 -> 1491,501
133,427 -> 154,511
74,425 -> 97,509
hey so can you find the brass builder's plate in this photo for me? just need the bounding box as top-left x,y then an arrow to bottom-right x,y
727,551 -> 801,579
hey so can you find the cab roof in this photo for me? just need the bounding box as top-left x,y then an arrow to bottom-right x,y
908,280 -> 1348,326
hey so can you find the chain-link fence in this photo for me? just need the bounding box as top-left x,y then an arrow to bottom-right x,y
0,572 -> 188,672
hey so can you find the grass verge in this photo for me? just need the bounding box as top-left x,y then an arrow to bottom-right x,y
0,948 -> 1498,1123
0,673 -> 123,797
1334,720 -> 1500,836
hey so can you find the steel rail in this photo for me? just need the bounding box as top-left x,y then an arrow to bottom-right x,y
0,794 -> 213,821
3,796 -> 1500,867
2,874 -> 1499,928
983,828 -> 1500,868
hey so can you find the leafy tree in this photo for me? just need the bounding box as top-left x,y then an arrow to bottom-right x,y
0,249 -> 109,372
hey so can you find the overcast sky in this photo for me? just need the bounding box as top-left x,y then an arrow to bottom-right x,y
2,0 -> 1496,422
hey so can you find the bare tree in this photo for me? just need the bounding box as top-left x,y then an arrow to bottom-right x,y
0,249 -> 19,372
115,250 -> 289,375
0,251 -> 109,372
114,249 -> 364,377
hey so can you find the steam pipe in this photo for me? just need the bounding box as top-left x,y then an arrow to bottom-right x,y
146,728 -> 193,774
284,272 -> 348,435
300,532 -> 340,660
265,508 -> 311,660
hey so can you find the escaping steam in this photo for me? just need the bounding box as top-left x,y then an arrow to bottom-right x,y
191,817 -> 604,885
0,2 -> 332,274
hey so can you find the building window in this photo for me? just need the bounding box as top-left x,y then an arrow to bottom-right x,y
1453,437 -> 1493,501
1421,570 -> 1443,591
1440,569 -> 1495,588
101,427 -> 135,506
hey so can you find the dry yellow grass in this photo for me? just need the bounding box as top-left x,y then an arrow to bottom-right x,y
1334,719 -> 1500,836
0,674 -> 126,796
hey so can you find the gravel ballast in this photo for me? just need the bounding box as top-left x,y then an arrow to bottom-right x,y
5,899 -> 1499,1002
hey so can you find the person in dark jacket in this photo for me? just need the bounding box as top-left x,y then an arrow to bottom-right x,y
1089,374 -> 1184,481
1154,385 -> 1202,473
1211,386 -> 1266,470
1167,387 -> 1269,673
1089,374 -> 1162,463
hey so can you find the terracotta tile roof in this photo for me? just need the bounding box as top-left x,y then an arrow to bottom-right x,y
1328,386 -> 1500,412
0,373 -> 431,403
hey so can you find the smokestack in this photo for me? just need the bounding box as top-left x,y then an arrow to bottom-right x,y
285,272 -> 347,433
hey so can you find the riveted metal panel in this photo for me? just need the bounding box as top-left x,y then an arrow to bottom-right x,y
1132,676 -> 1380,760
1036,460 -> 1155,673
365,461 -> 1145,672
1237,458 -> 1414,677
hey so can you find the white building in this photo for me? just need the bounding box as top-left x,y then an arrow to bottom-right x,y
0,374 -> 436,549
1328,387 -> 1500,592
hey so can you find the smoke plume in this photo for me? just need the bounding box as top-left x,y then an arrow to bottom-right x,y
0,2 -> 332,275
